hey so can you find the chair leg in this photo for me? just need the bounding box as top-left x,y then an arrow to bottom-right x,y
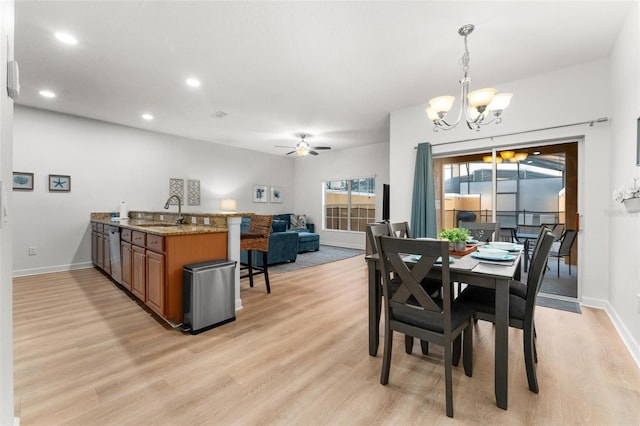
380,329 -> 393,385
452,336 -> 461,367
557,256 -> 560,278
262,251 -> 270,294
420,339 -> 429,355
444,339 -> 454,418
404,335 -> 413,354
463,324 -> 473,377
523,326 -> 539,393
248,250 -> 254,288
568,254 -> 571,276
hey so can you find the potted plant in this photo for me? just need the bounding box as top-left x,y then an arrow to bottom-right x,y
438,227 -> 471,251
613,178 -> 640,213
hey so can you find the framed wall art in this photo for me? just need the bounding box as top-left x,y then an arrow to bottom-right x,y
49,174 -> 71,192
253,185 -> 267,203
13,172 -> 34,191
270,186 -> 283,203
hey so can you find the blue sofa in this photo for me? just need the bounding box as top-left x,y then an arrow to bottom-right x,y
240,214 -> 320,267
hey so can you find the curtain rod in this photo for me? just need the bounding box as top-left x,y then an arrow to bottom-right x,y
414,117 -> 609,148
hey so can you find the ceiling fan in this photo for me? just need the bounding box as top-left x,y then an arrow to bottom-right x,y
275,134 -> 331,156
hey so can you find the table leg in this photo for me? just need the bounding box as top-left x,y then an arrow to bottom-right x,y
523,240 -> 530,272
495,278 -> 509,410
368,260 -> 380,356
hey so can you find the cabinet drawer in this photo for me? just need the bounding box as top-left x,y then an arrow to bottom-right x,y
96,223 -> 104,233
146,234 -> 165,253
121,229 -> 132,242
132,231 -> 146,246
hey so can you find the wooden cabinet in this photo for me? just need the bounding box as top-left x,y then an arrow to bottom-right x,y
146,250 -> 165,315
121,241 -> 132,291
131,244 -> 146,301
91,220 -> 228,324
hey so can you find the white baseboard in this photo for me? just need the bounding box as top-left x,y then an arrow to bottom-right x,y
320,242 -> 365,250
12,262 -> 93,278
582,296 -> 640,369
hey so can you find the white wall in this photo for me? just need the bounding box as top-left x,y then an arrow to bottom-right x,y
1,1 -> 16,424
13,106 -> 296,275
292,142 -> 390,249
608,2 -> 640,364
390,55 -> 640,363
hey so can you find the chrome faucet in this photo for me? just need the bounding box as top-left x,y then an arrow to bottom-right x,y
164,195 -> 184,224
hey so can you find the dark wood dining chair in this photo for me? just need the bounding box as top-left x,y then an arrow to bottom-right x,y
456,230 -> 555,394
240,215 -> 273,293
458,221 -> 499,242
376,235 -> 473,418
388,221 -> 411,238
548,229 -> 577,277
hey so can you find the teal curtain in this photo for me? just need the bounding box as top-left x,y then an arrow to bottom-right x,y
411,142 -> 437,238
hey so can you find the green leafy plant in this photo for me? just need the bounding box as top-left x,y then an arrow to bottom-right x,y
438,227 -> 471,242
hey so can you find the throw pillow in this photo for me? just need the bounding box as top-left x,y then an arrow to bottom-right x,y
271,220 -> 288,233
290,214 -> 307,231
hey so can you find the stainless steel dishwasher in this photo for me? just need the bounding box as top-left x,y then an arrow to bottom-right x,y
183,259 -> 236,334
107,225 -> 122,284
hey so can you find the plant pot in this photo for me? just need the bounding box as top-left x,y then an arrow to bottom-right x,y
453,241 -> 466,251
624,197 -> 640,213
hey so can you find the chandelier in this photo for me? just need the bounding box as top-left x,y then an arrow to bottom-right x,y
426,24 -> 513,132
482,151 -> 528,163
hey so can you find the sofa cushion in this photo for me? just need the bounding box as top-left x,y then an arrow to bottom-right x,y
272,220 -> 288,233
290,214 -> 307,231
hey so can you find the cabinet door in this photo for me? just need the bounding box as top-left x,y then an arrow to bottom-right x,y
96,233 -> 104,269
146,251 -> 165,315
131,245 -> 146,301
103,231 -> 111,275
91,231 -> 98,265
121,242 -> 132,291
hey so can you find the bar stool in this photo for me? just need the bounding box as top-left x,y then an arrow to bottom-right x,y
240,215 -> 273,293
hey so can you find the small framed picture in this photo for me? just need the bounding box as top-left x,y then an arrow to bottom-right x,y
270,186 -> 283,203
253,185 -> 267,203
13,172 -> 34,190
49,174 -> 71,192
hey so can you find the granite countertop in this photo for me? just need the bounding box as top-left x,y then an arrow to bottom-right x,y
93,218 -> 228,236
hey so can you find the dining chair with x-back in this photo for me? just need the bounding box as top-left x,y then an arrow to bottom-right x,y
376,235 -> 473,418
456,230 -> 555,394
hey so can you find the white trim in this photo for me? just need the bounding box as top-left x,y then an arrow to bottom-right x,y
14,417 -> 20,426
582,297 -> 640,369
12,262 -> 93,278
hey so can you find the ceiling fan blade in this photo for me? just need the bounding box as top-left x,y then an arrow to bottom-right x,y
285,151 -> 296,155
311,146 -> 331,150
309,150 -> 319,156
275,145 -> 296,148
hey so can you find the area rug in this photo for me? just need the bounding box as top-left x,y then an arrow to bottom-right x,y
269,245 -> 364,273
536,294 -> 582,314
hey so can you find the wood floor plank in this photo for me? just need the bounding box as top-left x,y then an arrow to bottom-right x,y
13,256 -> 640,425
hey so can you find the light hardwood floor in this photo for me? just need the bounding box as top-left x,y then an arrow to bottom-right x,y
13,256 -> 640,425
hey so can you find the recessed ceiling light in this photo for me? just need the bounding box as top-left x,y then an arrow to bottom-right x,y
55,31 -> 78,45
533,151 -> 541,155
186,78 -> 201,88
142,113 -> 154,121
39,90 -> 56,98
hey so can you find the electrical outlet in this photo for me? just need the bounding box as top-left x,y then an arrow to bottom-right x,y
28,246 -> 36,256
191,216 -> 197,224
204,217 -> 210,225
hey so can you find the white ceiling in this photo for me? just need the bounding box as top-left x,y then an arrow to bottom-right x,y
14,1 -> 633,156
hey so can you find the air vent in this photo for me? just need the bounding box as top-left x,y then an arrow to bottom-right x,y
211,111 -> 228,118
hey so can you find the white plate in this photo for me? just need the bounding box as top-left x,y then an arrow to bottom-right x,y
472,252 -> 516,261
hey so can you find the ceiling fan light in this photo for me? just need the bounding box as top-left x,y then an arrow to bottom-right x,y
500,150 -> 515,160
429,96 -> 455,113
467,88 -> 497,108
296,146 -> 309,156
488,92 -> 513,112
514,152 -> 528,162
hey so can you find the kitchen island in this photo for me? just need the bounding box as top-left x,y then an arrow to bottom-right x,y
91,211 -> 247,326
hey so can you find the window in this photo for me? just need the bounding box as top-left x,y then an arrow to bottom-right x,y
324,177 -> 375,232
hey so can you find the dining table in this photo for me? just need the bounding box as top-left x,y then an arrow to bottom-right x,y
365,245 -> 523,411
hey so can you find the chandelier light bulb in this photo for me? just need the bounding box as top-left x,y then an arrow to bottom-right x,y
429,96 -> 455,113
425,107 -> 440,121
488,93 -> 513,112
467,88 -> 497,109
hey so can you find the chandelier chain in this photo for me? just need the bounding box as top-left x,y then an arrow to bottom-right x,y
459,34 -> 470,76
